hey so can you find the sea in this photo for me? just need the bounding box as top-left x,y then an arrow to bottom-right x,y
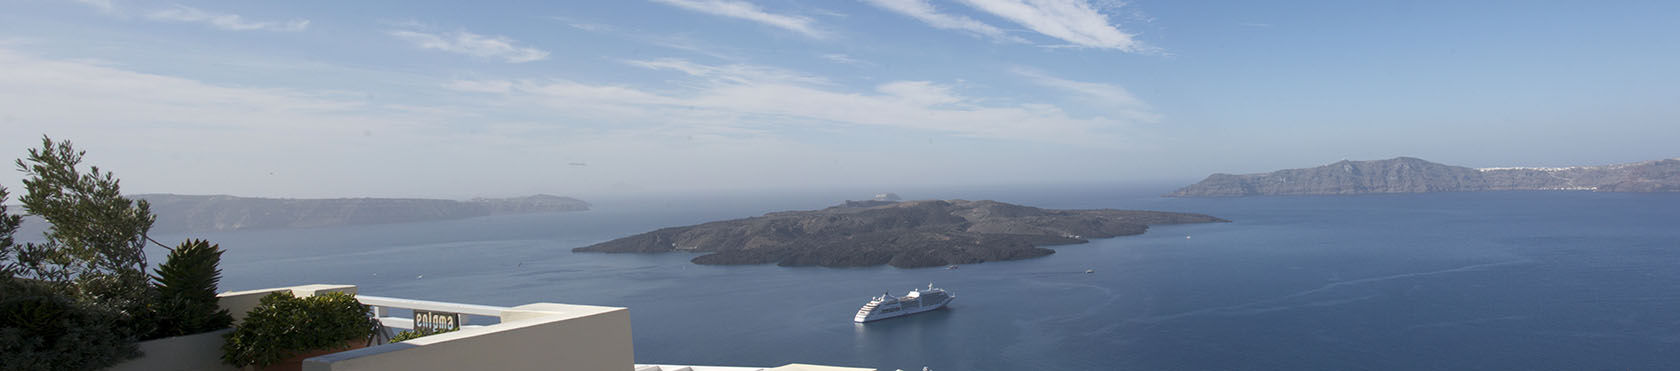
141,185 -> 1680,370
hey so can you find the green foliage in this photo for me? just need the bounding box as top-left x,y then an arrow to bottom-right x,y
389,326 -> 458,342
0,278 -> 140,371
222,291 -> 379,368
0,187 -> 23,278
10,136 -> 157,331
149,239 -> 234,338
1,136 -> 159,368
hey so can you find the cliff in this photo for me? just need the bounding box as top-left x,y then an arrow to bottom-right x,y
135,194 -> 589,232
1169,157 -> 1680,197
574,199 -> 1226,268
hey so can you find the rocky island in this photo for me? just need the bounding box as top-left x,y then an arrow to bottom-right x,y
574,199 -> 1226,268
1169,157 -> 1680,197
135,194 -> 590,233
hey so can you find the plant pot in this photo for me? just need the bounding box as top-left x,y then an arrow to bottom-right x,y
248,340 -> 368,371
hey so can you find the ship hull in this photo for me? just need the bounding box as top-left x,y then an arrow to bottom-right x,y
853,297 -> 953,323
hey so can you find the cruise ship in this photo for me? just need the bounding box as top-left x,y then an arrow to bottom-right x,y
854,283 -> 955,323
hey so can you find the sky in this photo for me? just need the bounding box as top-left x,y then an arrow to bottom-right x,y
1,0 -> 1677,199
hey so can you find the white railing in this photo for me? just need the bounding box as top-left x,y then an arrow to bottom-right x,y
357,295 -> 509,331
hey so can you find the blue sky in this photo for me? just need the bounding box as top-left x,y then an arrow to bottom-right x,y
1,0 -> 1677,198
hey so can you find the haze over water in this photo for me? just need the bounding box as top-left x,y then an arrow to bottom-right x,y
148,186 -> 1680,370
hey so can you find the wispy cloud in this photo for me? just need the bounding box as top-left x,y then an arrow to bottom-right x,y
644,34 -> 746,61
648,0 -> 825,39
545,17 -> 745,61
146,5 -> 309,32
0,47 -> 464,195
377,18 -> 427,29
389,30 -> 549,63
73,0 -> 116,13
807,8 -> 850,18
0,48 -> 390,133
447,59 -> 1149,144
1014,67 -> 1158,123
863,0 -> 1025,43
820,53 -> 870,66
875,80 -> 963,106
627,58 -> 831,85
565,22 -> 614,32
956,0 -> 1148,52
0,46 -> 770,196
548,16 -> 616,33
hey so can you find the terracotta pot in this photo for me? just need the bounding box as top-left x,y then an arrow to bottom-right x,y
249,340 -> 369,371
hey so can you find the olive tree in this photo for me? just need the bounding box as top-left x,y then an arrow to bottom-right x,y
0,188 -> 21,275
0,187 -> 22,277
0,136 -> 157,369
11,136 -> 157,314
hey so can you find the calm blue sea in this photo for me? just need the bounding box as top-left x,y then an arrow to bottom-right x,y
145,187 -> 1680,370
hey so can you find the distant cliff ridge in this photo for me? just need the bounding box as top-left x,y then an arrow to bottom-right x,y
575,199 -> 1226,268
1169,157 -> 1680,197
136,194 -> 589,232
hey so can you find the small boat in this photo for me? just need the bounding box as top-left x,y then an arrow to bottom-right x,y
854,283 -> 954,323
946,265 -> 959,270
1085,269 -> 1094,274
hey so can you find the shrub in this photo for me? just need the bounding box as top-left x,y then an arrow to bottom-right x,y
389,326 -> 458,342
149,239 -> 234,338
0,278 -> 140,371
221,291 -> 379,368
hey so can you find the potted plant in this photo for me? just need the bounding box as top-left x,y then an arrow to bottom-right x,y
388,326 -> 457,343
220,291 -> 378,371
96,240 -> 242,371
149,239 -> 235,338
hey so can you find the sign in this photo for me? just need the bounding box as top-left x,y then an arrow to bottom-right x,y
413,310 -> 461,332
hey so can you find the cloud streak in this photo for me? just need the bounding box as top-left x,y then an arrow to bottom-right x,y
0,48 -> 405,135
0,47 -> 462,196
820,53 -> 870,65
956,0 -> 1146,51
389,30 -> 550,63
1014,67 -> 1158,123
649,0 -> 825,38
447,59 -> 1154,144
73,0 -> 116,13
863,0 -> 1025,43
146,5 -> 309,32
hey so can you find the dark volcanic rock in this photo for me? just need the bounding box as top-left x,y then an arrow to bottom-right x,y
1170,157 -> 1680,197
136,194 -> 589,233
574,199 -> 1226,268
